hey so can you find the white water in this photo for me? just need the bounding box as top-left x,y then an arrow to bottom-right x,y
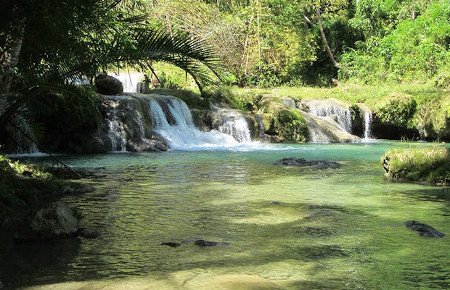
363,110 -> 373,140
106,101 -> 127,152
150,99 -> 238,150
149,98 -> 267,151
216,110 -> 252,143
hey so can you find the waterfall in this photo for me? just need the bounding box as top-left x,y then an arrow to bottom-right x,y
106,100 -> 127,152
216,110 -> 252,143
363,110 -> 373,140
306,100 -> 352,133
149,98 -> 244,150
102,94 -> 267,152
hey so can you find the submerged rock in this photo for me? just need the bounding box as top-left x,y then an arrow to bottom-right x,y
275,157 -> 341,169
194,240 -> 220,247
59,183 -> 95,195
161,242 -> 181,248
78,228 -> 101,239
31,202 -> 79,237
405,220 -> 445,238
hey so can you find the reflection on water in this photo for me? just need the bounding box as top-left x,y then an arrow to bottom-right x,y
0,142 -> 449,289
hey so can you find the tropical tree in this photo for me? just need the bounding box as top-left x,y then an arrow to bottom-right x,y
0,0 -> 220,150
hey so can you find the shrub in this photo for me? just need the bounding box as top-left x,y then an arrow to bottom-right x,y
375,93 -> 416,127
381,146 -> 450,185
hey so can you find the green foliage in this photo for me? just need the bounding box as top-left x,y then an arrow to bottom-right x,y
341,0 -> 450,83
375,93 -> 417,127
153,88 -> 207,109
31,85 -> 102,134
382,146 -> 450,185
154,63 -> 198,90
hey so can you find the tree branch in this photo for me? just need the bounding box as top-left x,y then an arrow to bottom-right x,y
315,9 -> 340,69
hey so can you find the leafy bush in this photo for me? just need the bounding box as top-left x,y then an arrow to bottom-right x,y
30,85 -> 102,134
341,0 -> 450,84
375,93 -> 416,127
381,146 -> 450,185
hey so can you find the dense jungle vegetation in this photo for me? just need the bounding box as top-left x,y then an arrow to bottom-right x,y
0,0 -> 449,150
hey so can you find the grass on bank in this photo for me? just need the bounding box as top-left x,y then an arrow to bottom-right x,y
382,146 -> 450,185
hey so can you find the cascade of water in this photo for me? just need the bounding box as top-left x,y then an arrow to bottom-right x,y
106,101 -> 127,152
307,100 -> 352,133
168,98 -> 195,127
363,110 -> 373,140
149,98 -> 255,150
217,111 -> 252,143
149,99 -> 171,129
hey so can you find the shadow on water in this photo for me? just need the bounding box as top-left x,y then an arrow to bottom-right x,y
0,238 -> 81,288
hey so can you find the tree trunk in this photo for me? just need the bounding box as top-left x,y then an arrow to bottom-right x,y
315,9 -> 340,69
0,17 -> 25,116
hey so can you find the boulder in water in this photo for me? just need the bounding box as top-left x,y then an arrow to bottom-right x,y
161,242 -> 181,248
95,74 -> 124,95
194,239 -> 229,247
275,157 -> 341,169
405,220 -> 445,238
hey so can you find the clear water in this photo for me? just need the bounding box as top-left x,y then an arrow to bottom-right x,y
1,142 -> 449,289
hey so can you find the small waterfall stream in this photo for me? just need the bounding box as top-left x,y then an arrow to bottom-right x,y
106,100 -> 127,152
216,110 -> 252,143
363,110 -> 373,140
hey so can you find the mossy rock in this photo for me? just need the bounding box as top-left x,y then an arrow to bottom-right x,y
274,109 -> 308,143
381,146 -> 450,185
255,96 -> 307,143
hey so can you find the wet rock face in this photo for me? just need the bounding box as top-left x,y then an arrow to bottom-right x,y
95,74 -> 124,95
275,157 -> 341,169
405,220 -> 445,238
